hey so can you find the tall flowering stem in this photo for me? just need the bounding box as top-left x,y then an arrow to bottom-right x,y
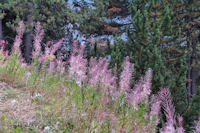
33,22 -> 44,58
149,95 -> 161,126
0,40 -> 5,45
194,116 -> 200,133
69,41 -> 87,86
44,38 -> 64,73
88,57 -> 100,87
176,114 -> 185,133
0,40 -> 6,50
142,68 -> 152,104
13,21 -> 24,51
12,21 -> 24,59
50,38 -> 64,55
127,68 -> 152,108
99,58 -> 117,90
119,56 -> 134,92
89,57 -> 117,95
159,88 -> 176,133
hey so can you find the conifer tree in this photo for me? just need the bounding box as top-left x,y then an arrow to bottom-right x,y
1,0 -> 76,62
0,0 -> 8,40
172,0 -> 200,130
110,0 -> 188,114
72,0 -> 131,38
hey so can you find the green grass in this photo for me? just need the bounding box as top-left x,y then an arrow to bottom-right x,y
0,52 -> 157,133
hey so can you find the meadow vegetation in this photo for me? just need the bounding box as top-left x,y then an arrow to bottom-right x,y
0,21 -> 199,133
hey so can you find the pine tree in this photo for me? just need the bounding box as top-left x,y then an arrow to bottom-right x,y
0,7 -> 3,40
119,0 -> 188,114
1,0 -> 76,62
172,0 -> 200,130
110,38 -> 129,78
0,0 -> 9,40
72,0 -> 133,70
72,0 -> 131,38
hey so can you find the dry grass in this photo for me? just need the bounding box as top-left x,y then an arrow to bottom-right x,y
0,81 -> 38,123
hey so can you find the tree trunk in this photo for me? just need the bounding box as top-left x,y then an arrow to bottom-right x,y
187,56 -> 192,102
0,17 -> 3,40
191,35 -> 197,95
186,29 -> 192,103
25,15 -> 33,63
0,9 -> 3,40
24,3 -> 33,63
186,29 -> 198,102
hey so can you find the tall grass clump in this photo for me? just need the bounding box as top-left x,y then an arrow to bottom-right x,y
0,21 -> 189,132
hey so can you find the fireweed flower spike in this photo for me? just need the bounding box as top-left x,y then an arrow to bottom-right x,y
176,114 -> 185,133
126,68 -> 152,109
0,40 -> 6,50
88,57 -> 99,87
142,68 -> 152,104
50,38 -> 64,55
194,116 -> 200,133
12,21 -> 24,59
100,58 -> 117,91
159,88 -> 176,133
149,95 -> 161,126
88,57 -> 117,96
33,22 -> 44,58
44,38 -> 64,73
13,21 -> 24,52
69,41 -> 87,86
119,56 -> 134,92
0,40 -> 5,46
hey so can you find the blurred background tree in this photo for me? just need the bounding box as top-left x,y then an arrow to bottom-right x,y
0,0 -> 77,62
0,0 -> 200,131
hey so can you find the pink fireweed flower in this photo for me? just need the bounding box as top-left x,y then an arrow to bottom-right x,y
39,54 -> 46,63
3,50 -> 9,58
88,57 -> 99,86
41,38 -> 63,73
159,88 -> 176,133
97,110 -> 117,127
0,40 -> 6,50
149,95 -> 161,126
100,58 -> 117,90
45,47 -> 51,57
88,57 -> 117,94
50,38 -> 64,55
160,124 -> 176,133
13,21 -> 24,53
101,89 -> 110,107
50,56 -> 66,75
57,59 -> 66,75
88,57 -> 101,86
46,40 -> 54,47
126,77 -> 144,108
126,68 -> 152,108
69,44 -> 87,86
46,60 -> 56,73
176,114 -> 185,133
194,116 -> 200,133
0,40 -> 5,46
19,56 -> 25,63
142,68 -> 152,104
33,22 -> 44,57
119,56 -> 134,92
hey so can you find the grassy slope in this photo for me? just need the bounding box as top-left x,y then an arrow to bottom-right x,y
0,52 -> 155,133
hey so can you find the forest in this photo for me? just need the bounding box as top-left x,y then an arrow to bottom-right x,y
0,0 -> 200,132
